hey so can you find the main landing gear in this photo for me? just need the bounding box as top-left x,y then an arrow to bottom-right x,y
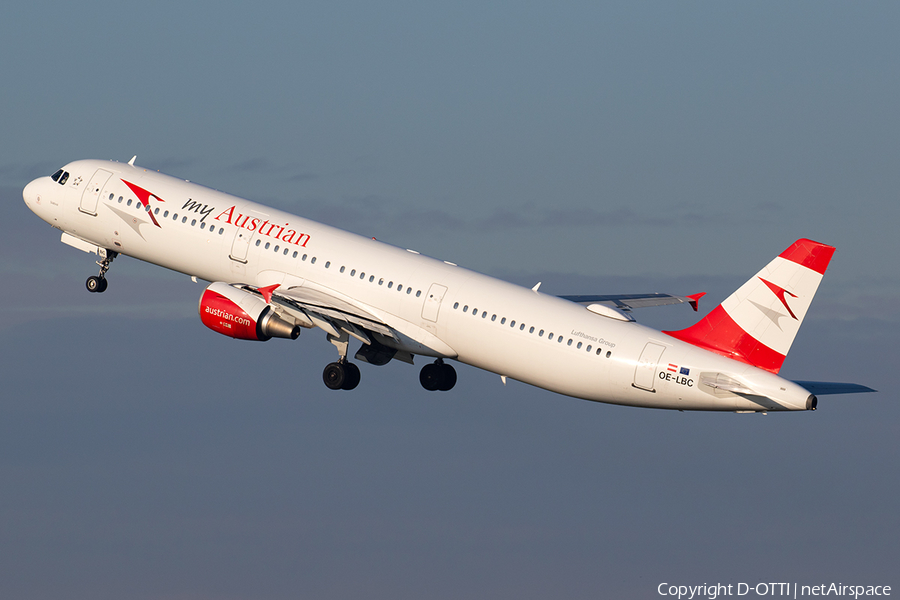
320,329 -> 457,392
86,249 -> 118,294
420,359 -> 457,392
323,360 -> 361,391
323,330 -> 361,390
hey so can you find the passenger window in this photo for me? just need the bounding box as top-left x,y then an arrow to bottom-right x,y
369,275 -> 374,283
453,302 -> 459,309
181,216 -> 187,223
127,199 -> 133,206
548,333 -> 553,340
606,351 -> 612,358
311,257 -> 317,264
491,315 -> 496,322
191,219 -> 197,226
200,221 -> 205,229
325,261 -> 330,268
283,248 -> 289,255
293,251 -> 298,258
265,242 -> 270,249
118,196 -> 124,203
274,245 -> 280,252
255,240 -> 261,246
108,193 -> 114,200
340,266 -> 346,273
351,270 -> 356,276
164,210 -> 169,217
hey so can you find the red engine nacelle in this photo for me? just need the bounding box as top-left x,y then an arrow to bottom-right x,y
199,282 -> 301,341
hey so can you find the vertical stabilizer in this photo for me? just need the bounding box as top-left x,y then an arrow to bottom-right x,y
664,239 -> 835,373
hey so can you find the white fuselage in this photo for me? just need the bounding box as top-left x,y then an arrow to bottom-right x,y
23,159 -> 814,411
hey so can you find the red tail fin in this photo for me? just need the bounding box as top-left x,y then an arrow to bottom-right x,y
664,239 -> 835,373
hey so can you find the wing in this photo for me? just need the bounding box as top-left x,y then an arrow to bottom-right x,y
559,292 -> 705,312
793,381 -> 877,395
262,282 -> 396,343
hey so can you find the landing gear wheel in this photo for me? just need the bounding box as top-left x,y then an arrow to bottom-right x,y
420,362 -> 457,392
86,276 -> 104,293
323,362 -> 346,390
438,364 -> 457,391
420,363 -> 441,391
342,362 -> 361,390
323,361 -> 361,391
97,277 -> 108,293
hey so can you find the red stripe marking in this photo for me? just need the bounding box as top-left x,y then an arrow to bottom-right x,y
663,305 -> 786,373
778,238 -> 835,275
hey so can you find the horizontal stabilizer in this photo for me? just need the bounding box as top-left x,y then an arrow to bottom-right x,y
793,381 -> 877,395
560,292 -> 704,312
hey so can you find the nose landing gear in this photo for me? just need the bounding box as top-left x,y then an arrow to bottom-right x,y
86,249 -> 117,294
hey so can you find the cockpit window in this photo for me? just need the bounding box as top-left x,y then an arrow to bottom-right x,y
58,171 -> 69,185
51,169 -> 63,182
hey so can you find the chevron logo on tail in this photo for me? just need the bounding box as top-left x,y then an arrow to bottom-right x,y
664,239 -> 835,373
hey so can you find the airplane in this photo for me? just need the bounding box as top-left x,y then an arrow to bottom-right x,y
22,157 -> 874,412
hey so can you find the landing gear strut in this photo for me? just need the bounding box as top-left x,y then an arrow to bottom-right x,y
86,249 -> 117,293
322,330 -> 361,390
420,359 -> 457,391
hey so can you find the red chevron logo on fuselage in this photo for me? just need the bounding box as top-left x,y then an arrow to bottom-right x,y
122,179 -> 164,228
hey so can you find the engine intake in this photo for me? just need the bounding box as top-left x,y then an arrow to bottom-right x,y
199,282 -> 301,341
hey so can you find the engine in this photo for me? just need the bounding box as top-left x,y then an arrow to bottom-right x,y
199,282 -> 301,341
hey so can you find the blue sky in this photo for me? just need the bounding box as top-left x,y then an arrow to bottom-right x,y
1,2 -> 897,598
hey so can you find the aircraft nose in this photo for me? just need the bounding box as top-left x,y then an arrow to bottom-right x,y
23,177 -> 43,209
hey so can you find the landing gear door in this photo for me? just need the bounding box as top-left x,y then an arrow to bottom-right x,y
79,169 -> 112,215
634,342 -> 666,391
422,283 -> 448,323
